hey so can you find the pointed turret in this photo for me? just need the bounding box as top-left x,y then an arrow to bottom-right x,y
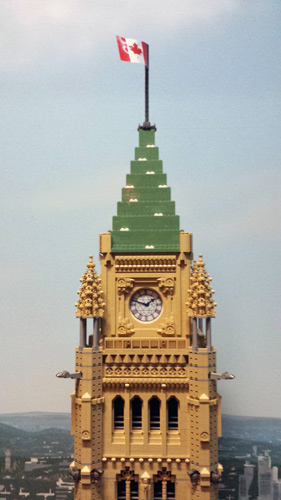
111,128 -> 180,252
75,255 -> 105,318
186,254 -> 216,318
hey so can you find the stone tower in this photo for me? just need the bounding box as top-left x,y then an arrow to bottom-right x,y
69,125 -> 223,500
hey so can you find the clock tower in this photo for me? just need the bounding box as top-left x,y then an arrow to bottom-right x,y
69,124 -> 222,500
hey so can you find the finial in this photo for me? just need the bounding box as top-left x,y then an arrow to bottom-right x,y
186,254 -> 216,317
87,255 -> 94,270
75,256 -> 105,318
138,122 -> 157,131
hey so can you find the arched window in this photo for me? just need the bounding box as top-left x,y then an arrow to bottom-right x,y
130,480 -> 139,499
117,480 -> 126,500
154,481 -> 162,499
153,480 -> 175,500
117,468 -> 139,500
131,396 -> 142,429
154,469 -> 176,500
149,396 -> 160,430
167,397 -> 178,430
167,481 -> 175,500
113,396 -> 124,429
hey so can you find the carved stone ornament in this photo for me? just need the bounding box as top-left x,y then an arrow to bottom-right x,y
115,257 -> 177,273
75,256 -> 105,318
200,431 -> 210,442
117,278 -> 134,295
82,430 -> 90,440
189,469 -> 200,483
157,314 -> 176,337
158,277 -> 175,296
104,365 -> 186,379
69,467 -> 81,482
186,254 -> 216,317
211,471 -> 222,483
155,467 -> 175,483
141,471 -> 151,495
118,467 -> 138,481
117,316 -> 135,337
91,468 -> 103,483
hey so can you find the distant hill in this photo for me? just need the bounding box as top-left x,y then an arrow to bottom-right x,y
221,414 -> 281,443
0,412 -> 280,445
0,421 -> 73,457
0,412 -> 71,432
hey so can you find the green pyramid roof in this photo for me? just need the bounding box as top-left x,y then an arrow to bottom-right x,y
111,128 -> 180,253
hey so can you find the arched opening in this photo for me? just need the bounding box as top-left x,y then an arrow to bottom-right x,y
117,468 -> 139,500
130,480 -> 139,499
113,396 -> 124,429
153,469 -> 176,500
117,480 -> 126,500
167,397 -> 178,430
167,480 -> 175,500
149,396 -> 160,430
153,481 -> 162,500
131,396 -> 142,430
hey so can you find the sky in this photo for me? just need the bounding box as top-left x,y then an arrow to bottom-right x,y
0,0 -> 281,419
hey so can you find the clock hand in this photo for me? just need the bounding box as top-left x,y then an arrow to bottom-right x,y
143,298 -> 155,306
131,298 -> 155,307
131,298 -> 147,305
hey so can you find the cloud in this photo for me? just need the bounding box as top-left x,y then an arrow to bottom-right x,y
0,0 -> 238,72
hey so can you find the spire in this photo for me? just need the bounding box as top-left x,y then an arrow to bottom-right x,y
111,128 -> 180,253
186,254 -> 216,317
75,256 -> 105,318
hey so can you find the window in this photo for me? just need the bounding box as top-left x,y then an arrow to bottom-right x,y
167,481 -> 175,500
130,480 -> 139,499
131,396 -> 142,429
154,481 -> 162,500
114,396 -> 124,429
117,480 -> 126,500
167,397 -> 178,430
153,480 -> 175,500
117,469 -> 139,500
149,396 -> 160,430
154,469 -> 176,500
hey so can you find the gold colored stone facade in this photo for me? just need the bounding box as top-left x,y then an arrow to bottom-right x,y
70,231 -> 222,500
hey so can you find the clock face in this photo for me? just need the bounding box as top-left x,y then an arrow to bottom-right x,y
129,289 -> 162,322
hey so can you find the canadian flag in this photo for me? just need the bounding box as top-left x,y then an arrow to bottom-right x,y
116,36 -> 148,66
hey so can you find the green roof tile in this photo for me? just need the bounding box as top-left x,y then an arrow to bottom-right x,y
111,129 -> 180,253
130,160 -> 163,174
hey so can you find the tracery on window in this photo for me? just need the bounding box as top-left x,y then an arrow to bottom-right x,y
153,468 -> 176,500
117,468 -> 139,500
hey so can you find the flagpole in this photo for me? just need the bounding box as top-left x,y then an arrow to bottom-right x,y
138,41 -> 156,131
145,45 -> 149,124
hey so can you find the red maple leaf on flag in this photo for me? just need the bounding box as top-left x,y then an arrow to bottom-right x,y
129,43 -> 142,55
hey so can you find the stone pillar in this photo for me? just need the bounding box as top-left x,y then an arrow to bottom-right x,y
80,318 -> 87,348
140,472 -> 152,500
206,318 -> 212,352
125,479 -> 130,500
162,480 -> 167,500
93,317 -> 99,352
192,318 -> 198,353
